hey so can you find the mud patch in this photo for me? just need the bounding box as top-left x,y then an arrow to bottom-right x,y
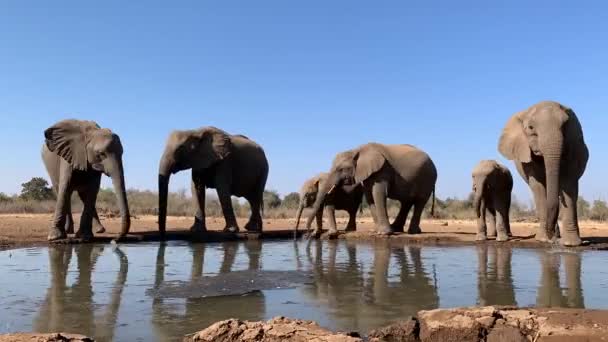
147,270 -> 312,298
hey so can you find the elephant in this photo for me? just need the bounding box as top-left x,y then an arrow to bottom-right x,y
472,160 -> 513,241
294,172 -> 363,237
158,126 -> 269,236
41,119 -> 131,241
305,143 -> 436,236
498,101 -> 589,246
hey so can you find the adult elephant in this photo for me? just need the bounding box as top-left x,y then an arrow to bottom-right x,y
41,119 -> 130,241
498,101 -> 588,246
472,160 -> 513,241
306,143 -> 436,236
294,172 -> 363,237
158,126 -> 268,236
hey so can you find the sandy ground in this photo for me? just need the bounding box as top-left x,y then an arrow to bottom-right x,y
2,213 -> 608,250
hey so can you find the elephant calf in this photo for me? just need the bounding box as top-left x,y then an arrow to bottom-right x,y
294,172 -> 363,237
41,119 -> 131,241
158,126 -> 269,236
306,143 -> 436,236
472,160 -> 513,242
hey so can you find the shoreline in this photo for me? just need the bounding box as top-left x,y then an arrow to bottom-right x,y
2,214 -> 608,251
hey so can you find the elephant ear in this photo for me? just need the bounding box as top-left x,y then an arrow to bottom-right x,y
498,112 -> 531,163
354,144 -> 387,184
200,127 -> 232,162
44,119 -> 99,171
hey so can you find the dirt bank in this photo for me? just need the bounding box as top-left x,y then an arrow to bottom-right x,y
1,214 -> 608,250
0,332 -> 92,342
186,306 -> 608,342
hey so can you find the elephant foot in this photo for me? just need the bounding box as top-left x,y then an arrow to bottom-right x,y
75,230 -> 94,242
328,229 -> 339,239
95,226 -> 106,234
487,232 -> 497,238
48,228 -> 67,241
223,225 -> 239,233
559,235 -> 582,247
390,224 -> 405,233
66,223 -> 74,235
535,230 -> 552,243
244,221 -> 262,232
476,233 -> 487,241
345,226 -> 356,232
377,226 -> 393,236
407,226 -> 422,235
496,233 -> 509,242
307,229 -> 322,240
190,224 -> 207,234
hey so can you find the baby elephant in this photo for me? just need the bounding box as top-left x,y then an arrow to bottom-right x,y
294,172 -> 363,237
472,160 -> 513,242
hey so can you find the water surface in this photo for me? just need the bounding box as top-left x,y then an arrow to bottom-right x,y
1,240 -> 607,341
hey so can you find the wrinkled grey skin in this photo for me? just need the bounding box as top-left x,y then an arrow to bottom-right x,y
41,119 -> 131,242
158,127 -> 269,236
472,160 -> 513,242
498,101 -> 588,246
306,143 -> 436,237
294,172 -> 363,237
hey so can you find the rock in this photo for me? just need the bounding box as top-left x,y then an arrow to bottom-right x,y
486,326 -> 526,342
184,317 -> 362,342
0,333 -> 94,342
418,308 -> 485,342
368,317 -> 419,342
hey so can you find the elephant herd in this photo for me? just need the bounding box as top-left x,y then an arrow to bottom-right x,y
41,100 -> 589,246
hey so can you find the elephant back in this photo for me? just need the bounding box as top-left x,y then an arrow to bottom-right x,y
375,144 -> 437,183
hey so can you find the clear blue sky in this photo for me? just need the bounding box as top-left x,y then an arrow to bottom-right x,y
1,1 -> 607,205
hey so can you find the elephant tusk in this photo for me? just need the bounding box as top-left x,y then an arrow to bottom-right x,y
327,185 -> 336,195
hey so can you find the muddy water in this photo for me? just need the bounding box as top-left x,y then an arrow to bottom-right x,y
1,241 -> 607,342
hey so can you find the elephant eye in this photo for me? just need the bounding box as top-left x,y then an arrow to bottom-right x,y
96,151 -> 106,159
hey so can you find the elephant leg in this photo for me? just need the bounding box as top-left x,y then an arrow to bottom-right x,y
486,206 -> 497,238
190,172 -> 207,233
244,193 -> 263,232
345,208 -> 357,232
558,181 -> 582,246
494,202 -> 509,242
49,168 -> 72,241
92,209 -> 106,234
75,178 -> 100,242
529,176 -> 550,242
407,199 -> 425,234
217,188 -> 239,233
65,201 -> 74,234
391,201 -> 412,233
371,181 -> 391,235
476,200 -> 488,241
324,204 -> 338,237
505,194 -> 513,236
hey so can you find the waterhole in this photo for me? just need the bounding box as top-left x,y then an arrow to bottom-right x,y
1,240 -> 607,341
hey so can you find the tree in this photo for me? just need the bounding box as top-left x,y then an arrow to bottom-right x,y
263,190 -> 282,209
282,192 -> 300,209
591,200 -> 608,221
0,192 -> 11,202
20,177 -> 55,201
577,196 -> 590,220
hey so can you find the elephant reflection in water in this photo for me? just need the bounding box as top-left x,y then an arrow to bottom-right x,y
477,245 -> 517,306
151,241 -> 266,341
537,251 -> 584,308
33,245 -> 128,342
303,240 -> 438,332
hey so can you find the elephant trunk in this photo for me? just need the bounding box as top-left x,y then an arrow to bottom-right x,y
158,157 -> 173,238
110,159 -> 130,239
474,177 -> 486,218
542,135 -> 563,240
295,201 -> 305,230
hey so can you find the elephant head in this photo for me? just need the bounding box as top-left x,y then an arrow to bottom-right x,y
44,119 -> 131,237
306,144 -> 385,228
157,126 -> 232,236
498,101 -> 586,239
472,160 -> 500,218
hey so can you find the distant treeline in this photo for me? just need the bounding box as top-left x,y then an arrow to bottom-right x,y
2,177 -> 608,221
